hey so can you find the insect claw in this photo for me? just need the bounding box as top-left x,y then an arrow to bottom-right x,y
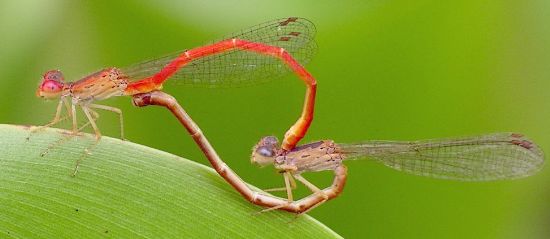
71,167 -> 79,177
317,191 -> 329,200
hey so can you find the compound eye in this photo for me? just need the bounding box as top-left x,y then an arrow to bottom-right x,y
263,136 -> 278,144
44,70 -> 64,82
41,80 -> 63,92
257,146 -> 275,157
37,79 -> 64,99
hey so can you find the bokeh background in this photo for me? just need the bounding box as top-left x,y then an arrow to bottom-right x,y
1,0 -> 549,238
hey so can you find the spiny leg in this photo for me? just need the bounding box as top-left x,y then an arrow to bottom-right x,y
63,98 -> 72,116
37,99 -> 64,128
294,174 -> 327,199
27,99 -> 65,140
44,104 -> 100,160
40,114 -> 96,157
263,174 -> 296,192
71,102 -> 78,134
30,98 -> 82,142
88,103 -> 125,140
88,108 -> 100,120
293,174 -> 329,215
297,197 -> 325,216
291,165 -> 348,214
71,106 -> 103,176
81,106 -> 102,141
28,115 -> 72,141
259,172 -> 295,213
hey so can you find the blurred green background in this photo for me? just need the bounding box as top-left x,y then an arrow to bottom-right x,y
1,0 -> 549,238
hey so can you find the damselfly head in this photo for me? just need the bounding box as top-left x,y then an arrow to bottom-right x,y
37,70 -> 65,99
251,136 -> 280,167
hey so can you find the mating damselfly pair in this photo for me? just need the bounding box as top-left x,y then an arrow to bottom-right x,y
33,17 -> 544,213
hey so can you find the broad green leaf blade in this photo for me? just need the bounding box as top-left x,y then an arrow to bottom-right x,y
0,124 -> 341,238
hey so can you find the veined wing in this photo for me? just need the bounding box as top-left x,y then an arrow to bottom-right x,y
122,17 -> 316,88
339,133 -> 544,181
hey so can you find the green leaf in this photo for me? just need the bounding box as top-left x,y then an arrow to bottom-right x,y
0,124 -> 341,238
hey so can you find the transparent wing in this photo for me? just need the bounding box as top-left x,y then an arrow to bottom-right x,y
121,17 -> 316,87
339,133 -> 544,181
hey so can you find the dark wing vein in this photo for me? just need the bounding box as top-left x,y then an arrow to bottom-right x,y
122,17 -> 316,88
340,133 -> 544,181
